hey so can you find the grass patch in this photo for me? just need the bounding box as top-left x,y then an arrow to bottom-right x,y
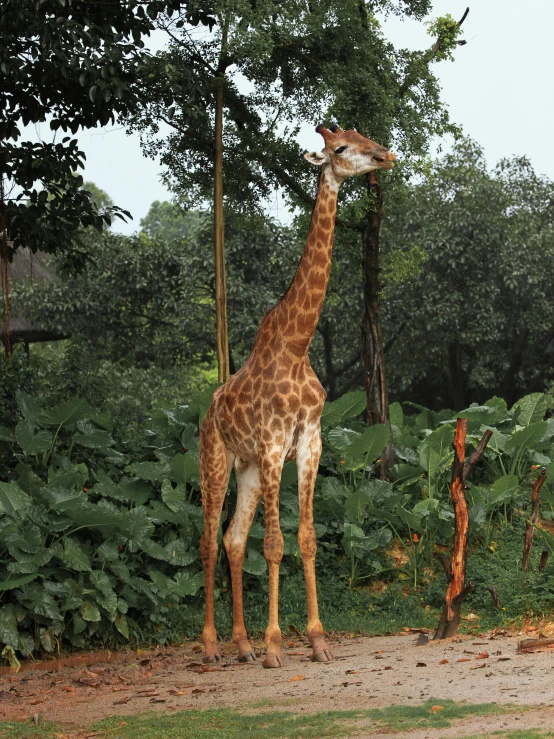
461,732 -> 552,739
0,700 -> 519,739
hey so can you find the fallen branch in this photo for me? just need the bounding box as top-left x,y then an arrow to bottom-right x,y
517,637 -> 554,653
522,467 -> 547,572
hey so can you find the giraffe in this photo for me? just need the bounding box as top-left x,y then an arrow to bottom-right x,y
200,124 -> 395,668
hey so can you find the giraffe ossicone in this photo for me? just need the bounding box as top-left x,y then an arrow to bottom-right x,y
199,124 -> 395,668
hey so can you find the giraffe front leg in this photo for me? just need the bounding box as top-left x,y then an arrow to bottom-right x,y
223,461 -> 262,663
297,430 -> 333,663
260,448 -> 284,669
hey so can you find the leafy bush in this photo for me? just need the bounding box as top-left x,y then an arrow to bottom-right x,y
0,390 -> 208,656
1,386 -> 553,658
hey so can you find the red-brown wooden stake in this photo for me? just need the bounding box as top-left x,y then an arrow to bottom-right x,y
434,419 -> 491,640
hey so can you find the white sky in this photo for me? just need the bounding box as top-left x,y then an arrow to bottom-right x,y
72,0 -> 554,234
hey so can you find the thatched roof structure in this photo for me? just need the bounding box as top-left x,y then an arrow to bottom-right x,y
1,248 -> 66,346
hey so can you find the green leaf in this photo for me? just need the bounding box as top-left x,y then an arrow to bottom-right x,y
419,425 -> 455,472
390,464 -> 421,485
280,460 -> 298,488
389,402 -> 404,428
73,614 -> 87,634
125,461 -> 170,482
327,427 -> 360,452
17,584 -> 62,621
457,405 -> 509,427
512,393 -> 548,426
43,486 -> 86,512
39,398 -> 92,428
161,479 -> 186,512
14,419 -> 52,455
321,391 -> 366,427
489,475 -> 520,500
81,601 -> 101,622
0,605 -> 19,650
344,423 -> 391,470
0,483 -> 31,514
505,422 -> 548,453
16,391 -> 41,425
169,453 -> 199,488
163,539 -> 196,566
61,538 -> 92,572
188,384 -> 218,426
119,506 -> 155,547
3,523 -> 42,553
171,570 -> 204,596
115,613 -> 129,638
243,548 -> 266,576
0,573 -> 39,591
49,463 -> 88,491
344,488 -> 371,523
320,477 -> 346,499
89,570 -> 113,597
74,429 -> 115,450
413,498 -> 439,515
141,538 -> 170,561
119,479 -> 152,505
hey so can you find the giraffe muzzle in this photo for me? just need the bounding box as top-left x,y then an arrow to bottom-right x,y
371,147 -> 395,169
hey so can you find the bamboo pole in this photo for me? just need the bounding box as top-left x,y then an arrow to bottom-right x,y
213,77 -> 229,384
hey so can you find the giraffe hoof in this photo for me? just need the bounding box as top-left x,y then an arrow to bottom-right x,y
203,653 -> 221,664
310,650 -> 333,663
238,651 -> 256,663
262,654 -> 282,669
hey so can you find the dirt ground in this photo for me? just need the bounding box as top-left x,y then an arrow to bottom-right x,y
3,630 -> 554,737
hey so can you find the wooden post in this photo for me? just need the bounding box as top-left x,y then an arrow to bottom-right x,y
522,467 -> 547,572
434,421 -> 492,640
213,76 -> 229,384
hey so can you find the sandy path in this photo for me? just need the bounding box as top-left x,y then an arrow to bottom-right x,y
2,631 -> 554,734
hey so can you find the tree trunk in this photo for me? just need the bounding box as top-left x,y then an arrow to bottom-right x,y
522,466 -> 547,572
213,79 -> 229,384
0,173 -> 10,356
448,343 -> 466,411
500,328 -> 529,408
361,172 -> 393,479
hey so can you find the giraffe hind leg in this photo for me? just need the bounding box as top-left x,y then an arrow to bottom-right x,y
223,460 -> 262,663
200,411 -> 234,664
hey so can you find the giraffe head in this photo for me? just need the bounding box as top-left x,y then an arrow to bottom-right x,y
304,124 -> 395,179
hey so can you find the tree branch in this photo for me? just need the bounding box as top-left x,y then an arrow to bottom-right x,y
399,7 -> 470,97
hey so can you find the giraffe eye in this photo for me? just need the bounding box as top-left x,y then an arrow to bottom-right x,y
334,146 -> 348,154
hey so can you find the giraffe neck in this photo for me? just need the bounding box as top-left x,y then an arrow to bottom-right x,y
277,165 -> 341,357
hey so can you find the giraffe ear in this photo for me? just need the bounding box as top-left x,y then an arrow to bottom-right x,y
304,150 -> 328,166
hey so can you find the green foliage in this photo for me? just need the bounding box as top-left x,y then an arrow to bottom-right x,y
1,384 -> 553,656
381,140 -> 554,410
0,391 -> 205,656
426,14 -> 464,62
